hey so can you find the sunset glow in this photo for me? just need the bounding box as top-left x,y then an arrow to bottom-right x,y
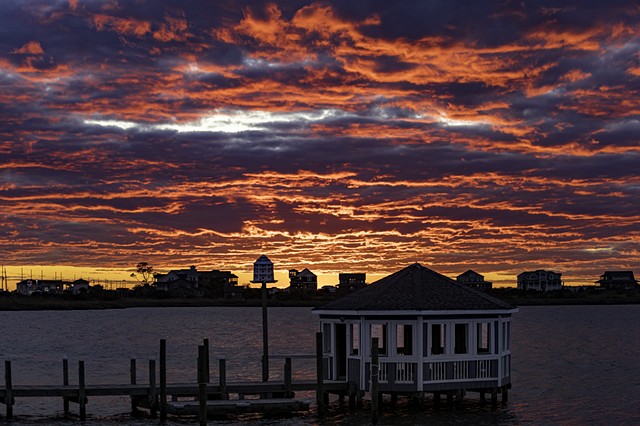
1,1 -> 638,288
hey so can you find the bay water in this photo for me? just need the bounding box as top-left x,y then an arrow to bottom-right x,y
0,305 -> 638,425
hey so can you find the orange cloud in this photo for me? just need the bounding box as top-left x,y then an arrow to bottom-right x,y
11,41 -> 45,55
92,14 -> 151,37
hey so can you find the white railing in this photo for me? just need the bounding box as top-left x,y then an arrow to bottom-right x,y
377,362 -> 416,384
431,360 -> 447,381
478,359 -> 492,379
395,362 -> 416,383
452,360 -> 468,380
426,358 -> 499,383
378,362 -> 389,383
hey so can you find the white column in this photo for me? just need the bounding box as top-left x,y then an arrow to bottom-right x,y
417,317 -> 423,391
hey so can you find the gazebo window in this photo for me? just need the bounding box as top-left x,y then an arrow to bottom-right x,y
454,323 -> 468,354
370,323 -> 388,356
396,324 -> 413,355
322,323 -> 331,353
477,322 -> 491,354
430,323 -> 446,355
350,323 -> 360,355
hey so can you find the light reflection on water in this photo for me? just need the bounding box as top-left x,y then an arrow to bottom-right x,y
1,305 -> 639,425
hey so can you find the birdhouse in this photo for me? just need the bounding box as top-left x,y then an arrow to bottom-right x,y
252,255 -> 276,283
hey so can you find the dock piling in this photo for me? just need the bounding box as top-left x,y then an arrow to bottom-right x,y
160,340 -> 167,421
149,359 -> 157,418
4,360 -> 13,419
284,357 -> 292,398
62,358 -> 69,414
78,360 -> 86,421
315,332 -> 325,418
130,358 -> 138,412
203,339 -> 210,383
197,345 -> 207,425
219,358 -> 227,399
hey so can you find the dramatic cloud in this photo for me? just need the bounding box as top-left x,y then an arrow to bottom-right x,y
0,0 -> 638,286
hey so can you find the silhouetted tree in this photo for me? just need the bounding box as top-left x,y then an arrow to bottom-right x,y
131,262 -> 154,286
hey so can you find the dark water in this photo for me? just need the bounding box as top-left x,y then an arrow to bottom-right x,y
0,305 -> 639,425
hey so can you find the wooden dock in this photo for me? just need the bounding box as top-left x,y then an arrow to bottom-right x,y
0,336 -> 350,423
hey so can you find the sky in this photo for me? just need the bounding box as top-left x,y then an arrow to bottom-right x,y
0,0 -> 639,289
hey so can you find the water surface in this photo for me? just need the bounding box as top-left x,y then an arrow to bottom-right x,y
0,305 -> 639,425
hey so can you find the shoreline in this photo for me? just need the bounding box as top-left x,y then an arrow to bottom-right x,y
1,294 -> 640,311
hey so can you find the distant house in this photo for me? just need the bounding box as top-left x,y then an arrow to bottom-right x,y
321,285 -> 337,294
16,279 -> 65,295
67,278 -> 90,294
155,265 -> 200,285
517,270 -> 562,292
314,263 -> 517,399
154,277 -> 201,297
288,268 -> 318,292
223,284 -> 244,301
596,271 -> 638,290
154,266 -> 240,299
456,270 -> 492,291
338,273 -> 366,293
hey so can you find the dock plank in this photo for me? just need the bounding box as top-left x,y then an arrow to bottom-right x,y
0,380 -> 349,399
167,398 -> 311,416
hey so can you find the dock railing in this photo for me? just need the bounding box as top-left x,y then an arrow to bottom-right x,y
0,337 -> 350,422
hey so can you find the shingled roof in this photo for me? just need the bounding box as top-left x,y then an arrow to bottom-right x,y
315,263 -> 515,312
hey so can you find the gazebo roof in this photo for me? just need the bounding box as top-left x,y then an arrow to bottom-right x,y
314,263 -> 515,312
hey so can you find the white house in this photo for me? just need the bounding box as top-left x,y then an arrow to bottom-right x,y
313,263 -> 517,400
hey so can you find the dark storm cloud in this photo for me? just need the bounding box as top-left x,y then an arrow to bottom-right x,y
0,0 -> 638,284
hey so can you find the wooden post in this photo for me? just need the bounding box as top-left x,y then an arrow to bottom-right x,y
198,345 -> 207,426
371,338 -> 379,425
78,361 -> 86,421
491,388 -> 498,409
203,339 -> 210,383
62,358 -> 69,414
502,385 -> 509,403
284,357 -> 292,398
316,332 -> 325,418
219,358 -> 227,399
4,360 -> 13,420
149,359 -> 157,418
348,382 -> 356,409
261,281 -> 269,382
130,358 -> 138,412
159,340 -> 167,421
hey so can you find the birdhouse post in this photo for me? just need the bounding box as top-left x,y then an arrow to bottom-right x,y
251,255 -> 277,382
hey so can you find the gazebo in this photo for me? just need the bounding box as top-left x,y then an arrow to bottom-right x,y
312,263 -> 517,402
